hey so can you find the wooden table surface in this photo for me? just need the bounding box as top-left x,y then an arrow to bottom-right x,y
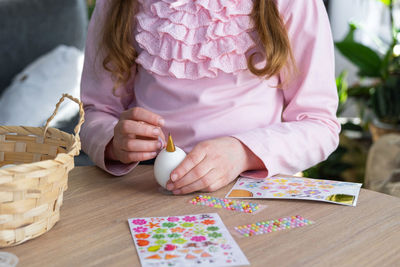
2,166 -> 400,267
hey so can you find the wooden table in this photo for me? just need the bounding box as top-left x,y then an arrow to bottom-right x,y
2,166 -> 400,266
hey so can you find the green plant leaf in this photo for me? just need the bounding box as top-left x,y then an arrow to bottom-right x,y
335,41 -> 382,77
379,0 -> 391,6
343,22 -> 358,43
336,71 -> 348,116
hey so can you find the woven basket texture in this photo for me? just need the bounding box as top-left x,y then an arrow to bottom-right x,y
0,94 -> 84,247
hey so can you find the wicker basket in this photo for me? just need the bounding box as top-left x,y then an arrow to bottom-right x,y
0,94 -> 84,247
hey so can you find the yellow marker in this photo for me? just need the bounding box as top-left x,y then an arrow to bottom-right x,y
166,133 -> 176,152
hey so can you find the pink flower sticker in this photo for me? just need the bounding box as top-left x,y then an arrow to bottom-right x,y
167,217 -> 180,222
191,236 -> 206,242
132,219 -> 147,225
221,244 -> 232,250
183,216 -> 197,222
133,226 -> 148,233
184,231 -> 193,238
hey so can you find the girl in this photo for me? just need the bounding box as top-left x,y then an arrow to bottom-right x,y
81,0 -> 340,195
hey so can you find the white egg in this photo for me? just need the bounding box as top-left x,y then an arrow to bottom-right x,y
154,146 -> 186,189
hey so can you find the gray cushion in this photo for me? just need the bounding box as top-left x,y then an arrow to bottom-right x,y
0,0 -> 88,94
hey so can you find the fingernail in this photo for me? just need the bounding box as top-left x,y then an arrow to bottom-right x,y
166,184 -> 174,191
157,141 -> 162,149
153,128 -> 160,135
173,190 -> 181,195
158,136 -> 165,148
171,174 -> 178,182
158,118 -> 165,126
151,152 -> 157,157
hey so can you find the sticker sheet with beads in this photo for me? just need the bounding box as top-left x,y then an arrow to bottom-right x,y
226,176 -> 362,206
189,195 -> 265,214
128,213 -> 249,267
234,215 -> 313,238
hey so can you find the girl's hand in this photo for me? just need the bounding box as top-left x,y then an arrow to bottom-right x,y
105,107 -> 166,163
166,137 -> 264,194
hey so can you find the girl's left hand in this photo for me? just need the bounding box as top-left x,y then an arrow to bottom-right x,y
165,137 -> 264,194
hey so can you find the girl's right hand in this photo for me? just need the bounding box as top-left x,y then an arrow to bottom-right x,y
105,107 -> 166,163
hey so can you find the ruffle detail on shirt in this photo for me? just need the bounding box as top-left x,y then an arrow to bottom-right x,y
135,0 -> 256,79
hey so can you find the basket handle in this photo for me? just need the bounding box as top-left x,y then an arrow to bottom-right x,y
43,94 -> 85,142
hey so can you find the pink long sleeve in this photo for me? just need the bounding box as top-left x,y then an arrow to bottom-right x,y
81,0 -> 340,178
232,0 -> 341,178
80,0 -> 138,175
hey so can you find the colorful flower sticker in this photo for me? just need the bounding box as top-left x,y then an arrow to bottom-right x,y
201,220 -> 215,225
193,229 -> 206,235
199,214 -> 212,219
221,244 -> 232,250
183,231 -> 193,238
132,219 -> 147,225
137,240 -> 150,246
162,222 -> 177,228
305,183 -> 316,187
133,226 -> 148,233
286,190 -> 300,195
191,236 -> 206,242
182,216 -> 197,222
304,190 -> 321,195
152,234 -> 165,239
171,227 -> 185,233
167,233 -> 180,238
207,226 -> 219,231
181,222 -> 194,228
273,193 -> 285,197
164,244 -> 177,251
245,183 -> 258,188
154,228 -> 168,234
135,233 -> 150,239
155,239 -> 167,245
167,217 -> 180,222
147,245 -> 161,252
208,232 -> 222,238
319,185 -> 334,189
172,238 -> 187,244
208,246 -> 219,253
278,185 -> 289,190
147,222 -> 160,228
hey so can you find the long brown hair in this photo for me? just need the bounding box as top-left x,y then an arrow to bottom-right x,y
102,0 -> 294,90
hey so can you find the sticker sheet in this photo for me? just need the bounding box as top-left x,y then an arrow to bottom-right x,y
189,195 -> 263,214
128,213 -> 249,267
234,215 -> 313,237
226,176 -> 362,206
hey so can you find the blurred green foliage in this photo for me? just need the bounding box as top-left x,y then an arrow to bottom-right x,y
87,0 -> 96,18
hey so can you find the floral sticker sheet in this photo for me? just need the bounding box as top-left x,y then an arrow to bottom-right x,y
226,176 -> 362,206
128,213 -> 249,267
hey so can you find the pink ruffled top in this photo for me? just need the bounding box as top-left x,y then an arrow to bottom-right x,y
135,0 -> 256,79
80,0 -> 341,178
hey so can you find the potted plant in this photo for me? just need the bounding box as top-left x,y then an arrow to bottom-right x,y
335,0 -> 400,141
